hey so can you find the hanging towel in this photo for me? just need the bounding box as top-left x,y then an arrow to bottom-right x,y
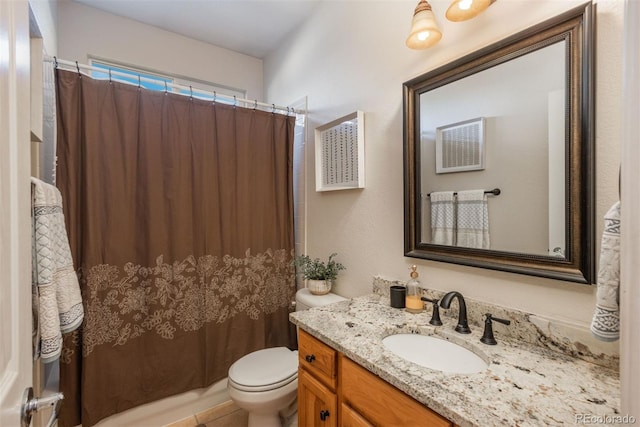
590,201 -> 620,342
430,191 -> 455,245
31,177 -> 84,363
456,190 -> 490,249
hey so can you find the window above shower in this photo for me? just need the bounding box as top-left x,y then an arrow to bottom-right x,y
89,58 -> 246,102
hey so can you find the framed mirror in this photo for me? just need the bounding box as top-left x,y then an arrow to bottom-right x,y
403,3 -> 594,284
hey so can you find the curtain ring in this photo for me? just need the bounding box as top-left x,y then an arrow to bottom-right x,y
272,104 -> 276,113
138,74 -> 141,88
253,100 -> 257,110
164,81 -> 168,93
108,69 -> 112,83
75,61 -> 80,74
53,56 -> 58,69
213,91 -> 217,103
190,85 -> 193,99
233,95 -> 237,107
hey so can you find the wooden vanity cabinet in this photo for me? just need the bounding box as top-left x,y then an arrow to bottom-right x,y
340,356 -> 453,427
298,329 -> 338,426
298,329 -> 455,427
340,403 -> 374,427
298,369 -> 338,427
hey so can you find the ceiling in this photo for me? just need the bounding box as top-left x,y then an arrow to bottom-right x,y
72,0 -> 322,59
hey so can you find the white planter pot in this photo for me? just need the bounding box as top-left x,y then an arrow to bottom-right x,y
307,279 -> 332,295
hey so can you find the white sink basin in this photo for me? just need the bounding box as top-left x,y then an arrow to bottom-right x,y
382,334 -> 488,374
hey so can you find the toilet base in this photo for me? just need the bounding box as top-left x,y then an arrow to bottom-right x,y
282,409 -> 298,427
228,377 -> 297,427
246,407 -> 297,427
242,397 -> 297,427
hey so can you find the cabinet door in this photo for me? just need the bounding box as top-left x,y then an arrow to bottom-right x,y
298,369 -> 337,427
341,356 -> 453,427
298,329 -> 337,389
341,403 -> 374,427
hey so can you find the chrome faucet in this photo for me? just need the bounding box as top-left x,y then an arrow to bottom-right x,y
439,291 -> 471,334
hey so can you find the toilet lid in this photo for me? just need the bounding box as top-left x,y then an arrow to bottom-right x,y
228,347 -> 298,392
296,288 -> 347,309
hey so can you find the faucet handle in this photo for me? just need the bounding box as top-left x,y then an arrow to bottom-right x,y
489,314 -> 511,326
480,313 -> 511,345
421,297 -> 443,326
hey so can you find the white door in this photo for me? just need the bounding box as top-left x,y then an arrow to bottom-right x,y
0,0 -> 34,426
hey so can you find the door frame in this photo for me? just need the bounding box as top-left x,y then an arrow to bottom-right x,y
0,0 -> 34,425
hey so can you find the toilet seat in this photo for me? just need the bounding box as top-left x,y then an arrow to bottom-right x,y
228,347 -> 298,392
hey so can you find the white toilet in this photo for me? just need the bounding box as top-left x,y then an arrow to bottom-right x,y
227,288 -> 346,427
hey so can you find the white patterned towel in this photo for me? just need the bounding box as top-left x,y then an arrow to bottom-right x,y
430,191 -> 455,245
590,201 -> 620,342
31,177 -> 84,362
456,190 -> 490,249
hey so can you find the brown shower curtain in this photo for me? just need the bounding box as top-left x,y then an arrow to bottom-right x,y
54,69 -> 296,426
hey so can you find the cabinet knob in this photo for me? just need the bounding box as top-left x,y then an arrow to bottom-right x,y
305,354 -> 316,363
320,409 -> 330,421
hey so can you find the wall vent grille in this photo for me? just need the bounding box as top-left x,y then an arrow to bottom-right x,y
320,122 -> 358,186
436,117 -> 485,174
315,111 -> 365,191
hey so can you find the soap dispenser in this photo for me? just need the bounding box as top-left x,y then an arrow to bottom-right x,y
405,265 -> 423,314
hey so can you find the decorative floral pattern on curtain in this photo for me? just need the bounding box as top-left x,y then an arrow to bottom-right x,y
54,69 -> 296,426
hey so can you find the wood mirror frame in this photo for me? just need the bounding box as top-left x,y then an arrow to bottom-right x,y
403,3 -> 595,284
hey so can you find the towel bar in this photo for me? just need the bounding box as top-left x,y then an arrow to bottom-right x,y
426,188 -> 501,197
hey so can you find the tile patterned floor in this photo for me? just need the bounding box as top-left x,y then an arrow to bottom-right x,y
166,401 -> 248,427
167,400 -> 297,427
200,408 -> 248,427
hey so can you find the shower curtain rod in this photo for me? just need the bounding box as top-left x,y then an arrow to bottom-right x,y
45,56 -> 304,115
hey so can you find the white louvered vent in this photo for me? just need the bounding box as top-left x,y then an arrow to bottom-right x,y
436,117 -> 485,174
315,111 -> 365,191
321,122 -> 357,186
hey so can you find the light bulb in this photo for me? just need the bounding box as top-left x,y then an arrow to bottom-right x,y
458,0 -> 473,10
406,0 -> 442,49
446,0 -> 495,22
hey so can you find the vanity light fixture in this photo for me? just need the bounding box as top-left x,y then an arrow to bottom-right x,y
406,0 -> 442,50
445,0 -> 496,22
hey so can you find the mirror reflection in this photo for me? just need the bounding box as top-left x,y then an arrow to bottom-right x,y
420,41 -> 566,257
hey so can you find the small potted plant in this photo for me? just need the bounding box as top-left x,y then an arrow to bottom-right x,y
293,253 -> 346,295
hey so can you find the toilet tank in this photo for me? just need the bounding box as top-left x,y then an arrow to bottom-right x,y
295,288 -> 347,311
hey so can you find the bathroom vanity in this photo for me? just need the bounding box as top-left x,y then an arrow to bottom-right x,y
298,329 -> 454,426
290,282 -> 620,427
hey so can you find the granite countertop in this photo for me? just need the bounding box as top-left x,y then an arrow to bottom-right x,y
290,294 -> 621,427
